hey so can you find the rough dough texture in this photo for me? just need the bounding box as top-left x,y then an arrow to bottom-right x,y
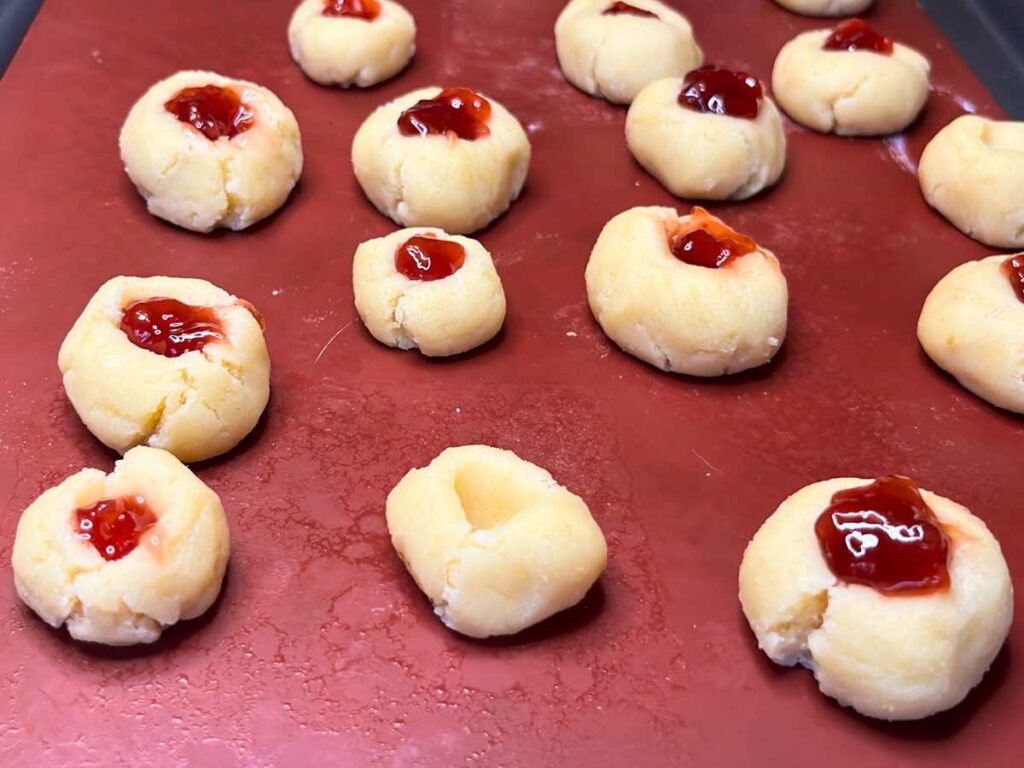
288,0 -> 416,87
554,0 -> 703,105
918,254 -> 1024,413
59,276 -> 271,464
739,478 -> 1013,721
353,228 -> 506,357
918,115 -> 1024,249
12,447 -> 230,646
120,70 -> 303,233
626,77 -> 786,200
351,86 -> 531,234
772,29 -> 930,136
386,445 -> 608,638
772,0 -> 874,15
586,206 -> 788,376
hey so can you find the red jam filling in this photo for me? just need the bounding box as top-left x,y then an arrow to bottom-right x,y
814,476 -> 950,594
670,207 -> 757,268
164,85 -> 254,141
395,235 -> 467,281
75,496 -> 158,562
120,297 -> 225,358
322,0 -> 381,19
823,19 -> 894,55
603,2 -> 658,19
679,65 -> 764,120
1002,254 -> 1024,303
397,87 -> 492,141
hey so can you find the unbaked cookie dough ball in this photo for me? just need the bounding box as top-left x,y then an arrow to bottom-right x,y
386,445 -> 607,638
554,0 -> 703,105
771,0 -> 874,16
351,86 -> 531,234
586,206 -> 788,376
627,67 -> 786,200
120,70 -> 303,233
772,20 -> 930,136
353,227 -> 506,356
918,254 -> 1024,413
919,115 -> 1024,249
12,446 -> 230,646
739,475 -> 1012,721
288,0 -> 416,88
58,276 -> 270,464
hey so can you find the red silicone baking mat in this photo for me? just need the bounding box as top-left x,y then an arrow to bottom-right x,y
0,1 -> 1019,765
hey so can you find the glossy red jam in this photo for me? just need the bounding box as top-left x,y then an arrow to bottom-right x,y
815,476 -> 950,594
75,496 -> 158,561
679,65 -> 764,120
164,85 -> 254,141
397,87 -> 492,141
1002,254 -> 1024,303
670,207 -> 757,268
120,298 -> 225,358
322,0 -> 381,19
395,235 -> 467,281
823,19 -> 894,55
603,2 -> 658,19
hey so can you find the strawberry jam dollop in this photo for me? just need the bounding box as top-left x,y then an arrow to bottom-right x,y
603,2 -> 658,19
322,0 -> 381,19
395,235 -> 467,281
120,298 -> 225,358
1001,254 -> 1024,303
823,19 -> 894,55
164,85 -> 254,141
815,476 -> 950,594
679,65 -> 764,120
397,87 -> 492,141
670,207 -> 758,268
75,496 -> 158,562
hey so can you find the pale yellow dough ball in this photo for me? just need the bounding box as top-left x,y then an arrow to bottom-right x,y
918,115 -> 1024,249
58,276 -> 271,464
288,0 -> 416,87
386,445 -> 608,638
772,0 -> 874,15
119,70 -> 303,233
11,447 -> 230,646
739,478 -> 1013,720
554,0 -> 703,105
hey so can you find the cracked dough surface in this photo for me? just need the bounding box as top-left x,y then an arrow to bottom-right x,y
918,115 -> 1024,249
119,70 -> 303,233
288,0 -> 416,87
386,445 -> 607,638
918,254 -> 1024,414
585,206 -> 788,376
739,478 -> 1013,721
626,77 -> 786,200
772,29 -> 930,136
554,0 -> 702,105
12,447 -> 230,646
771,0 -> 873,15
351,86 -> 531,235
58,276 -> 271,464
353,227 -> 506,357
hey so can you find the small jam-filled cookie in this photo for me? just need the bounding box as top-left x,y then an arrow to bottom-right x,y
353,227 -> 506,356
288,0 -> 416,88
11,447 -> 230,646
626,67 -> 786,200
554,0 -> 703,105
585,206 -> 788,376
919,116 -> 1024,249
771,0 -> 874,16
772,20 -> 930,136
739,476 -> 1012,720
119,70 -> 303,233
58,276 -> 270,464
351,86 -> 531,234
386,445 -> 607,638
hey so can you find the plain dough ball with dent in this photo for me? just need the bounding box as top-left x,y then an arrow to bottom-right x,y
772,0 -> 874,15
119,70 -> 303,233
386,445 -> 608,638
353,227 -> 506,356
554,0 -> 703,105
918,254 -> 1024,413
626,77 -> 786,200
351,86 -> 531,234
739,478 -> 1013,721
585,206 -> 788,376
918,116 -> 1024,249
772,29 -> 930,136
58,276 -> 271,464
288,0 -> 416,87
11,447 -> 230,646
